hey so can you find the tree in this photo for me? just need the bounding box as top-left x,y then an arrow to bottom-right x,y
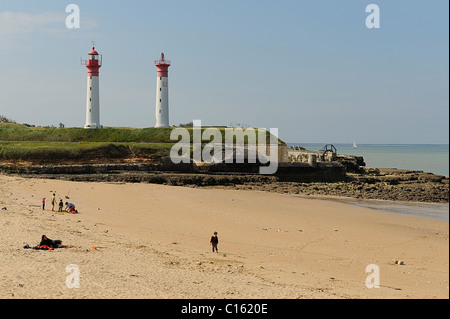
178,121 -> 193,128
0,115 -> 15,123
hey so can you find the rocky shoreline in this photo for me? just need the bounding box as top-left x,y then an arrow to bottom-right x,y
229,168 -> 449,203
0,162 -> 448,204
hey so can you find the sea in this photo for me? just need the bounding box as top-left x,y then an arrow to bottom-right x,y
288,143 -> 449,222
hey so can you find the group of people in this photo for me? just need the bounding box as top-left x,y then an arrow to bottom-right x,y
25,232 -> 219,253
42,193 -> 77,214
41,194 -> 220,252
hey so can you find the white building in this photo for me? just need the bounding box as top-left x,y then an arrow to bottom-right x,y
155,53 -> 171,128
84,47 -> 102,129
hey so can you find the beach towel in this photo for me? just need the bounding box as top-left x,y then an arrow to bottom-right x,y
22,244 -> 54,250
34,245 -> 54,250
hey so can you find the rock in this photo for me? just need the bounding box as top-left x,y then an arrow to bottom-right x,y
2,160 -> 448,204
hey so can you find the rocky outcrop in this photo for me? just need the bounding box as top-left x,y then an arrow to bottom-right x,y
335,155 -> 366,173
20,172 -> 279,187
230,167 -> 449,203
0,160 -> 447,203
0,159 -> 347,184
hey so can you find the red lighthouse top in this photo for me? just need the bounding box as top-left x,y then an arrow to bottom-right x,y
85,46 -> 102,76
88,47 -> 99,55
155,52 -> 170,77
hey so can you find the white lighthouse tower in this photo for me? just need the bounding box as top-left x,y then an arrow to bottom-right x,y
83,46 -> 102,129
155,53 -> 171,128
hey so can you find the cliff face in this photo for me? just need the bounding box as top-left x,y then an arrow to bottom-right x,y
0,159 -> 346,184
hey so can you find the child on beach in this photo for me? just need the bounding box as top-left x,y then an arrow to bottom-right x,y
65,202 -> 75,213
58,199 -> 64,213
210,232 -> 219,253
51,193 -> 56,211
42,198 -> 45,210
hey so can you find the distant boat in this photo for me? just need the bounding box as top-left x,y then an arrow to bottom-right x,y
353,141 -> 358,149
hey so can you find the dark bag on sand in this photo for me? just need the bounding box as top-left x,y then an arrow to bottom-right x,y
53,240 -> 63,248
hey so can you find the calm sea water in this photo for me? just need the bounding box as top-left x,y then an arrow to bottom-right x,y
290,143 -> 449,177
289,143 -> 449,221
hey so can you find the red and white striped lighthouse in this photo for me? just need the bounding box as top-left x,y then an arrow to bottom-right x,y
155,53 -> 171,128
84,46 -> 102,129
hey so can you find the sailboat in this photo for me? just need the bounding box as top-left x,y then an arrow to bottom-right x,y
353,141 -> 358,149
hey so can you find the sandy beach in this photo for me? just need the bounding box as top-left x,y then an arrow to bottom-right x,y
0,174 -> 448,299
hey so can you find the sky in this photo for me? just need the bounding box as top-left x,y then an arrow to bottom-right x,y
0,0 -> 448,144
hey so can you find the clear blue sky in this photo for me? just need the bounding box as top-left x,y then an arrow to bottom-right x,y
0,0 -> 448,144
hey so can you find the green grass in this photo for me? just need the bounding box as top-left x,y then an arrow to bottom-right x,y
0,123 -> 282,144
0,123 -> 283,162
0,141 -> 174,162
0,123 -> 173,143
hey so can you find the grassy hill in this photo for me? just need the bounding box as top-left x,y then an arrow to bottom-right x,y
0,123 -> 283,163
0,124 -> 172,162
0,123 -> 173,143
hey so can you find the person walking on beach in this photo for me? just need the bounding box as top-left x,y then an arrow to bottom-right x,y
42,198 -> 45,210
51,193 -> 56,211
210,232 -> 219,253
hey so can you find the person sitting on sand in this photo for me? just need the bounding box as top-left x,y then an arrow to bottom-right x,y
23,235 -> 70,250
210,232 -> 219,253
65,202 -> 75,213
69,205 -> 77,214
38,235 -> 64,249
